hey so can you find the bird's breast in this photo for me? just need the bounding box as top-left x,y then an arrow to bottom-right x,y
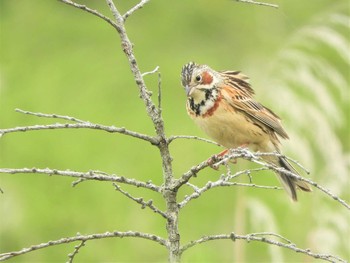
187,98 -> 271,150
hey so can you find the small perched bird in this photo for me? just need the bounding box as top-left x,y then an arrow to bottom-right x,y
181,62 -> 311,201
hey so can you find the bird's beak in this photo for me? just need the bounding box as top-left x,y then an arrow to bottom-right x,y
185,85 -> 193,97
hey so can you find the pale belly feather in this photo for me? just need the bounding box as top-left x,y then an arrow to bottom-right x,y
191,103 -> 273,151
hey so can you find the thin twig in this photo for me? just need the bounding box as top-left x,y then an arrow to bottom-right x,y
180,232 -> 346,263
140,65 -> 163,115
0,231 -> 167,261
250,151 -> 310,174
123,0 -> 150,21
235,0 -> 279,8
59,0 -> 119,30
157,69 -> 162,115
223,166 -> 269,182
106,0 -> 148,105
66,240 -> 86,263
71,178 -> 87,187
215,148 -> 350,210
248,232 -> 293,244
113,183 -> 168,219
0,122 -> 158,145
179,179 -> 281,209
0,168 -> 160,192
15,108 -> 86,123
141,66 -> 159,77
175,159 -> 210,189
105,0 -> 166,141
176,148 -> 350,210
167,135 -> 221,146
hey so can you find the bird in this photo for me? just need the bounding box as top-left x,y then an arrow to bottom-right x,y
181,61 -> 311,201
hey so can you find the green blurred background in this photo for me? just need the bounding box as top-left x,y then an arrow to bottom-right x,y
0,0 -> 349,262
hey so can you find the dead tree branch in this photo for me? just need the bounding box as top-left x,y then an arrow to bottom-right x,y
123,0 -> 150,21
167,135 -> 220,146
177,148 -> 350,211
0,168 -> 160,192
67,240 -> 86,263
113,183 -> 168,219
0,231 -> 167,261
179,168 -> 281,209
0,109 -> 158,145
235,0 -> 278,8
179,232 -> 345,263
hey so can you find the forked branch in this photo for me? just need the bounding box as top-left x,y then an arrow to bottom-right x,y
177,148 -> 350,210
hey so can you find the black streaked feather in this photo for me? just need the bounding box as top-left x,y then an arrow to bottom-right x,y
221,70 -> 255,96
278,157 -> 298,201
181,62 -> 197,87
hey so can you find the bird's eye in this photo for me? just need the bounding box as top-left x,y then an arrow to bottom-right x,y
195,75 -> 202,82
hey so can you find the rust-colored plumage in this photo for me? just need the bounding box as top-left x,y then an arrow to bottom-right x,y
181,62 -> 311,201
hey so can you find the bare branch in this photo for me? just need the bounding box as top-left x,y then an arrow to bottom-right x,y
167,135 -> 221,146
141,66 -> 163,117
141,66 -> 160,77
105,0 -> 168,142
0,168 -> 160,192
179,182 -> 281,208
113,183 -> 168,219
235,0 -> 278,8
15,108 -> 86,123
0,121 -> 158,145
177,148 -> 350,210
60,0 -> 162,135
59,0 -> 119,29
178,168 -> 282,209
215,148 -> 350,210
66,240 -> 86,263
180,232 -> 346,263
175,159 -> 210,189
106,0 -> 152,109
222,165 -> 269,181
157,69 -> 162,115
123,0 -> 150,21
0,231 -> 167,261
237,151 -> 310,174
249,232 -> 293,244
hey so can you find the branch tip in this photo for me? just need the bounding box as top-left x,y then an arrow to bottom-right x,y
235,0 -> 278,8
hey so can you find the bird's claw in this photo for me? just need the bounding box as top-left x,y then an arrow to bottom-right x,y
206,149 -> 238,170
206,154 -> 221,170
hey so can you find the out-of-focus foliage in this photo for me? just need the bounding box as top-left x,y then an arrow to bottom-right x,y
0,0 -> 349,262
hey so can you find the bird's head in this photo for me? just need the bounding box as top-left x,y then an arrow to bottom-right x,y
181,62 -> 221,99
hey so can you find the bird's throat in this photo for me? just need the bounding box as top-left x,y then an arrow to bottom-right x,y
187,87 -> 219,117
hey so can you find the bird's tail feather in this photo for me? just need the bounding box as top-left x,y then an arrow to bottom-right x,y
277,157 -> 312,201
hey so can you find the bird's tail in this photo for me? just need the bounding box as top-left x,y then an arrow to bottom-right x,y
277,157 -> 312,201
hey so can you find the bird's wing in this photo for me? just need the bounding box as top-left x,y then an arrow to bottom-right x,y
219,70 -> 255,96
221,84 -> 289,140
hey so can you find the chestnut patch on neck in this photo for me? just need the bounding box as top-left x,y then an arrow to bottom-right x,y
202,95 -> 222,117
202,71 -> 213,85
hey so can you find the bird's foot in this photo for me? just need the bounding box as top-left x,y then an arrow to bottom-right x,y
207,149 -> 237,170
206,154 -> 221,170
